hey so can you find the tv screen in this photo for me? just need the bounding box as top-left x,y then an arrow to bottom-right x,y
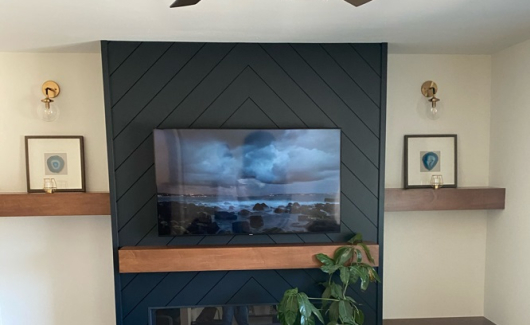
154,129 -> 341,236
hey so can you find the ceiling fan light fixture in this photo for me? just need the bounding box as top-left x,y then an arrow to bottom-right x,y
170,0 -> 201,8
170,0 -> 374,8
344,0 -> 373,7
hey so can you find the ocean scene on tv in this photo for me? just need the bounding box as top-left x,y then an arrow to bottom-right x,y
154,129 -> 341,236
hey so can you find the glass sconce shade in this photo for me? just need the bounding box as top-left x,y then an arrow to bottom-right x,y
38,100 -> 60,122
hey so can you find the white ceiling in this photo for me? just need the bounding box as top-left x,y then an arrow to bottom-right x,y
1,0 -> 530,54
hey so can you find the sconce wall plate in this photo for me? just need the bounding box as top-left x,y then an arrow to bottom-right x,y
42,81 -> 60,98
421,81 -> 437,98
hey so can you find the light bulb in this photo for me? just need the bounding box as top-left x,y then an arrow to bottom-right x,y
426,100 -> 443,120
38,101 -> 60,122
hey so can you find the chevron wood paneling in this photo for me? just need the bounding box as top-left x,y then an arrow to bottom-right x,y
102,41 -> 387,325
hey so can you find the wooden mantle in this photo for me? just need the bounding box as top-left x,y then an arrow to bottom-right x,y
0,192 -> 111,217
385,187 -> 506,212
118,243 -> 379,273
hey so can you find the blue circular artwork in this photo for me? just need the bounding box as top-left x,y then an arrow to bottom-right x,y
47,155 -> 65,173
422,152 -> 439,171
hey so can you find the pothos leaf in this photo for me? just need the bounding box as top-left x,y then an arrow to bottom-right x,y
297,293 -> 313,318
330,282 -> 342,299
338,300 -> 354,324
316,253 -> 334,266
354,309 -> 365,325
359,268 -> 370,291
334,247 -> 353,266
309,302 -> 324,324
280,307 -> 298,325
322,285 -> 331,308
349,266 -> 361,284
358,242 -> 375,265
369,268 -> 381,283
279,288 -> 300,325
347,233 -> 363,245
307,315 -> 316,325
300,314 -> 310,325
321,264 -> 340,274
328,301 -> 340,323
284,288 -> 299,297
345,296 -> 357,305
355,249 -> 363,263
339,266 -> 350,286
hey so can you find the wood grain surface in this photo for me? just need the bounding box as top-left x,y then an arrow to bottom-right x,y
0,192 -> 111,216
119,243 -> 379,273
385,187 -> 505,212
0,187 -> 506,217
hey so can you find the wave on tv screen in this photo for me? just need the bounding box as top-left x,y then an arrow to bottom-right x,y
154,129 -> 341,236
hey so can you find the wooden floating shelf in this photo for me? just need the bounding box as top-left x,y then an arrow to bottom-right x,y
118,243 -> 379,273
0,192 -> 111,217
385,187 -> 506,212
0,187 -> 506,217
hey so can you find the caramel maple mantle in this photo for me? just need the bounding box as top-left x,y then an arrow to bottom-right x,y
118,243 -> 379,273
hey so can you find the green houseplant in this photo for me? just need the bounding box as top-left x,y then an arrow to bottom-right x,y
277,234 -> 380,325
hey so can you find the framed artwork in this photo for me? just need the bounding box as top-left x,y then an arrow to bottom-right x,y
25,136 -> 86,193
404,134 -> 457,189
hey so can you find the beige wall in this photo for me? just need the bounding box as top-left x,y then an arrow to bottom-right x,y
384,54 -> 492,319
0,53 -> 109,192
1,48 -> 521,324
0,53 -> 115,325
485,39 -> 530,325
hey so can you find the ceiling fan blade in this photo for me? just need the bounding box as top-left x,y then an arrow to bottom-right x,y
344,0 -> 373,7
170,0 -> 201,8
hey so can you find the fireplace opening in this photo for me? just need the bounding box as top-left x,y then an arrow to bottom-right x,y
152,305 -> 280,325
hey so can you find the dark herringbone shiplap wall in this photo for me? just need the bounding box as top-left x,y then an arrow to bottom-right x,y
102,42 -> 387,325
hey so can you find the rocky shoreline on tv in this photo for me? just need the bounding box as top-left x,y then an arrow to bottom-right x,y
158,194 -> 340,235
154,129 -> 341,236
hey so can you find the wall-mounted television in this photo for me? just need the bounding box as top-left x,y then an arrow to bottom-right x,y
154,129 -> 341,236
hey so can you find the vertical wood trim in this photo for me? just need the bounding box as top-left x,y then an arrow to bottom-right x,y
101,40 -> 124,325
376,42 -> 388,325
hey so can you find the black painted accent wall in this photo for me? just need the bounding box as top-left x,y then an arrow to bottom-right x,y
102,41 -> 387,325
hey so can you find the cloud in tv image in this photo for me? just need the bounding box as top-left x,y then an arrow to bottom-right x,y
154,129 -> 341,236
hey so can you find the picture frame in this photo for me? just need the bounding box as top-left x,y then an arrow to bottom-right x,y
25,136 -> 86,193
404,134 -> 457,189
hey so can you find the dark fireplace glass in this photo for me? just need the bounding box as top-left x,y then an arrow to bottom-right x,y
154,129 -> 342,236
153,305 -> 280,325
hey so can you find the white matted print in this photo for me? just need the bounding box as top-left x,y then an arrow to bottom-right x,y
405,135 -> 457,189
25,136 -> 85,192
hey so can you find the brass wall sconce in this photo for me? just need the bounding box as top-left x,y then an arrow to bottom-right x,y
421,81 -> 441,116
39,81 -> 60,122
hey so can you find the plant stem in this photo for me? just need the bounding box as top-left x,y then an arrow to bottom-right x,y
307,297 -> 341,302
